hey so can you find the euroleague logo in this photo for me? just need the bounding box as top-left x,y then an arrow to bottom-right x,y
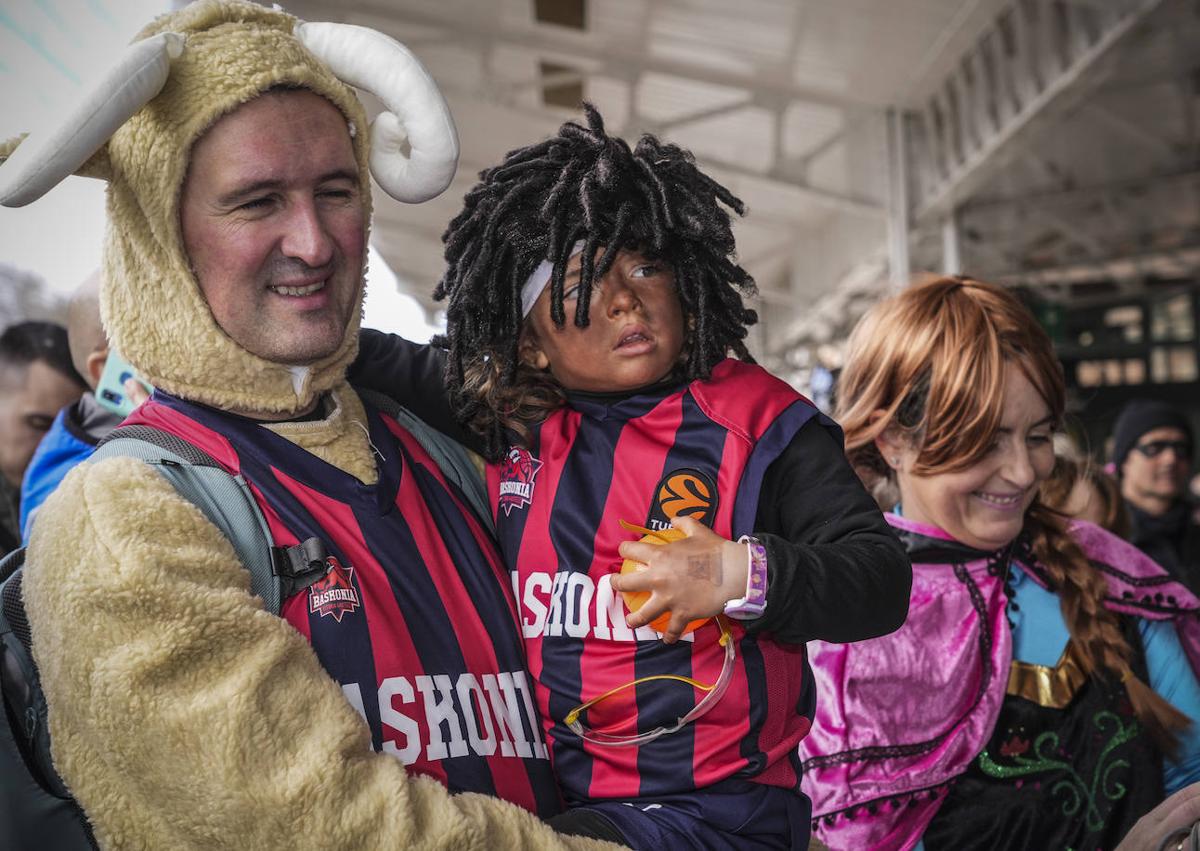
498,446 -> 543,516
645,467 -> 718,531
309,556 -> 361,622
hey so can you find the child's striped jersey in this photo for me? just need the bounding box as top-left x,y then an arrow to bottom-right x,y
489,359 -> 824,802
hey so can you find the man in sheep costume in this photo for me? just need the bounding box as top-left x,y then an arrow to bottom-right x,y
0,2 -> 617,848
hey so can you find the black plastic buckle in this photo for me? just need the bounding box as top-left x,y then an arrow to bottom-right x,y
270,537 -> 331,596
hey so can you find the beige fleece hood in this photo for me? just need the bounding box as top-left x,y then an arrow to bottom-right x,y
0,0 -> 459,415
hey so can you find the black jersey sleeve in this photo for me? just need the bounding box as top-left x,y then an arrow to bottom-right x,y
350,329 -> 481,449
743,419 -> 911,645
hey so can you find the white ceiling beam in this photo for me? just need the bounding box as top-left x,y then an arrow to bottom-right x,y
1033,207 -> 1107,258
1082,101 -> 1180,166
886,108 -> 911,286
896,0 -> 1003,107
1015,150 -> 1074,191
639,96 -> 757,134
962,168 -> 1200,212
394,34 -> 462,49
504,68 -> 589,94
1043,0 -> 1126,10
909,0 -> 1165,225
942,212 -> 962,275
429,73 -> 888,219
961,235 -> 1025,273
994,245 -> 1200,287
733,163 -> 886,219
781,128 -> 846,175
344,0 -> 878,111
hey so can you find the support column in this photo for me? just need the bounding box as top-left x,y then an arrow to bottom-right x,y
942,210 -> 961,275
886,108 -> 910,289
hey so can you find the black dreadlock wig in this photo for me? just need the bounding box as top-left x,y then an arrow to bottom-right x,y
435,103 -> 758,460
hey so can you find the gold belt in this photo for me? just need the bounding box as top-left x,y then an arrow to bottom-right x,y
1006,640 -> 1088,709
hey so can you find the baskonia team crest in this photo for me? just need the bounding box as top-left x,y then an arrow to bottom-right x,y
308,556 -> 361,622
498,446 -> 543,516
646,468 -> 719,531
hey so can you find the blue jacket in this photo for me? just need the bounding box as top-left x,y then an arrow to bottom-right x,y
20,394 -> 121,543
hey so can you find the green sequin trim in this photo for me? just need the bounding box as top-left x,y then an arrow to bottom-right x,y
978,711 -> 1139,832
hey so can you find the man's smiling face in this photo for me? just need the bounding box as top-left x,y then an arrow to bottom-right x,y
179,89 -> 366,365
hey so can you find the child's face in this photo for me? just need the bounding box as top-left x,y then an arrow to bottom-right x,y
522,248 -> 685,393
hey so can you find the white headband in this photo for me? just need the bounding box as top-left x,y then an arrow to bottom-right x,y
520,240 -> 586,318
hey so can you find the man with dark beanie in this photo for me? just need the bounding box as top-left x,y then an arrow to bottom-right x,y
1112,398 -> 1200,592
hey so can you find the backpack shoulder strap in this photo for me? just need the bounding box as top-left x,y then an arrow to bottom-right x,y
0,551 -> 69,799
92,425 -> 332,615
0,546 -> 22,585
0,549 -> 99,847
355,387 -> 493,532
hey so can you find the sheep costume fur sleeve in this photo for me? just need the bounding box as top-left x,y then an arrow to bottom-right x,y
4,2 -> 619,848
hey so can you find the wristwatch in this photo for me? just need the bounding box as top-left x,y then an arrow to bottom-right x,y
724,535 -> 768,620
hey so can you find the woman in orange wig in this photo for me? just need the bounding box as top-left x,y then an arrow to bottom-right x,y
800,277 -> 1200,850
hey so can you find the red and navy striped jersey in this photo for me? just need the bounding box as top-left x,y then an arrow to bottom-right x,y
488,359 -> 822,802
124,392 -> 561,816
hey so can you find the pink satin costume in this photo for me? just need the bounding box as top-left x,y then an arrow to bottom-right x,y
799,514 -> 1200,851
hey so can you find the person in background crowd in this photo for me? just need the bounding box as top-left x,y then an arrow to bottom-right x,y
18,272 -> 125,541
2,1 -> 620,848
800,276 -> 1200,851
0,320 -> 86,552
1111,399 -> 1200,593
1041,434 -> 1131,539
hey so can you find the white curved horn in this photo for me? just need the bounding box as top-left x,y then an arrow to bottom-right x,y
296,22 -> 459,204
0,32 -> 183,208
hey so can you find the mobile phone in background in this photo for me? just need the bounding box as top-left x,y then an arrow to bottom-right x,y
95,350 -> 152,417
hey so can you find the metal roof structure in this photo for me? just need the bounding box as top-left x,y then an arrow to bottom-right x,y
903,0 -> 1199,297
279,0 -> 1197,386
4,0 -> 1193,386
277,0 -> 992,347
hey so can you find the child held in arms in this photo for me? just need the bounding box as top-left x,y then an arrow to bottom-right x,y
355,105 -> 911,850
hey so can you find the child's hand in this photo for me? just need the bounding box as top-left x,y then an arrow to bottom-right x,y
611,515 -> 750,644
